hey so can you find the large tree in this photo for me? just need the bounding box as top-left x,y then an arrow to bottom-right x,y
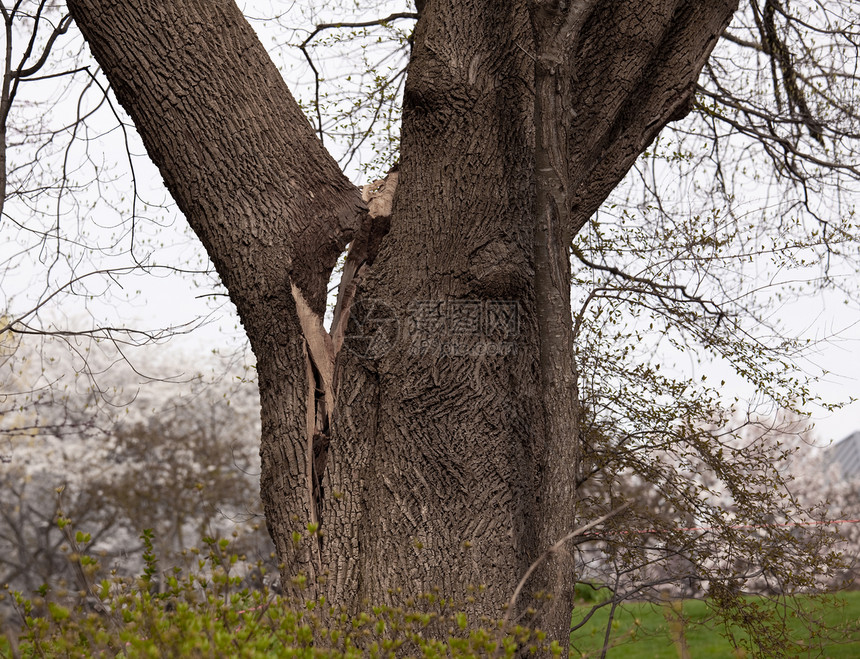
17,0 -> 851,647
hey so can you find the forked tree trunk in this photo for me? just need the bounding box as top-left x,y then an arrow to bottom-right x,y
67,0 -> 736,645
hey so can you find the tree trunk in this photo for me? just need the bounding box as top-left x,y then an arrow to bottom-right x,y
67,0 -> 737,645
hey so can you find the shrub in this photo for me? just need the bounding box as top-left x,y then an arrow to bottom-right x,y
0,527 -> 554,658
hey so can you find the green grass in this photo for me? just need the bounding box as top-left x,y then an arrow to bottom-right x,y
570,591 -> 860,658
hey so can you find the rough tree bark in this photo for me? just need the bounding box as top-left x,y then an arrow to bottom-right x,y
67,0 -> 737,645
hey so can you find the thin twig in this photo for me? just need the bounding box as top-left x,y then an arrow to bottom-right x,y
503,502 -> 632,625
298,12 -> 418,143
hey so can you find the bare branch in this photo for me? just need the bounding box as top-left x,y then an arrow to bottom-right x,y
504,503 -> 632,626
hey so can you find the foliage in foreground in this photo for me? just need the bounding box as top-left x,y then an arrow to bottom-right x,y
0,530 -> 556,659
1,524 -> 858,659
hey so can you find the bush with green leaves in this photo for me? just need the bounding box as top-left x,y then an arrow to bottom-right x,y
0,525 -> 558,659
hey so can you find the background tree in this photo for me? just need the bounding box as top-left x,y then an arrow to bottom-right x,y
101,365 -> 267,568
0,335 -> 270,614
0,0 -> 856,651
791,432 -> 860,590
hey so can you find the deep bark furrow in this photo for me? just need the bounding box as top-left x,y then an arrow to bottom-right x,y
530,81 -> 582,652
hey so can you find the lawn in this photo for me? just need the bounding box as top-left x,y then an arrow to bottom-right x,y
569,591 -> 860,658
